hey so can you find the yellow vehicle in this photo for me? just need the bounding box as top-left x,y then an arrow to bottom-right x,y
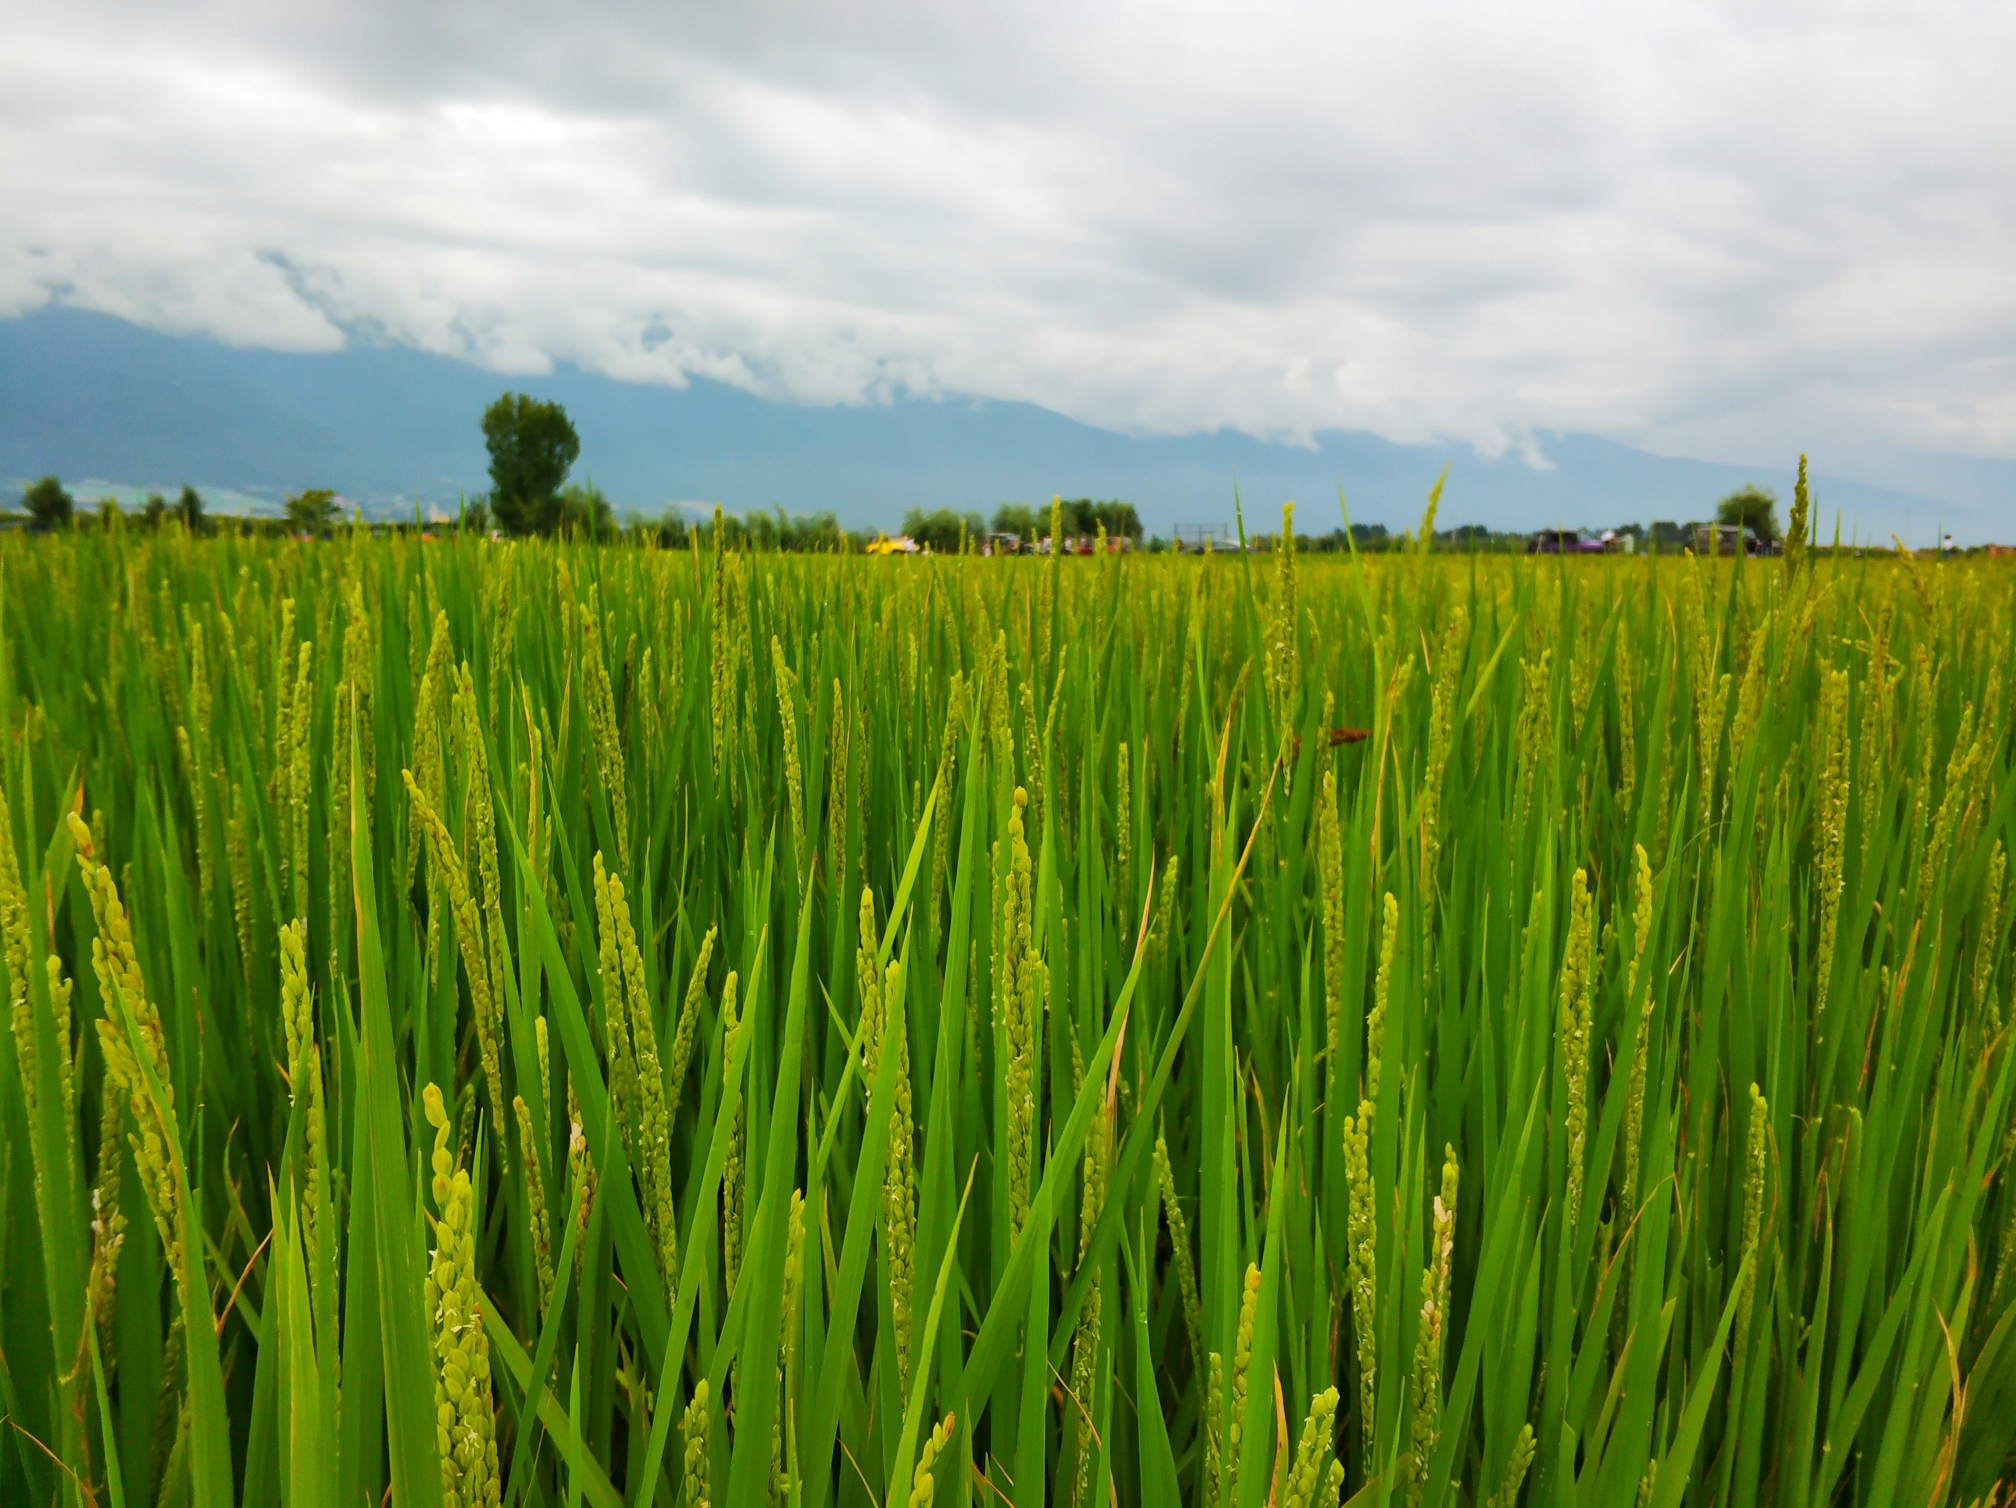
864,533 -> 921,555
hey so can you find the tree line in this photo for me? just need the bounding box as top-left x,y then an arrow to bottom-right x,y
13,388 -> 1813,552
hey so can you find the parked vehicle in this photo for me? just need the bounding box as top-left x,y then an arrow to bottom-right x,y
1528,528 -> 1608,555
1528,528 -> 1641,555
1693,524 -> 1764,557
1037,535 -> 1133,556
864,533 -> 921,555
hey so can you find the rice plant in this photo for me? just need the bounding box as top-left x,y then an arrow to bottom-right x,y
1,519 -> 2012,1507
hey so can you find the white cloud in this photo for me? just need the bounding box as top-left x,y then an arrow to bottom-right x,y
4,0 -> 2013,462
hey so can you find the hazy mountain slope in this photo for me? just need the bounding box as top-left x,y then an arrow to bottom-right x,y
4,307 -> 2001,540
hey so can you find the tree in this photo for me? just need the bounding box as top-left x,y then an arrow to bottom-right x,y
990,499 -> 1139,543
285,488 -> 342,534
1053,499 -> 1143,541
902,507 -> 983,553
1716,484 -> 1778,544
23,475 -> 73,530
991,503 -> 1041,541
775,509 -> 843,552
142,493 -> 169,529
482,393 -> 580,535
555,479 -> 613,538
1089,500 -> 1142,540
177,485 -> 206,532
1648,520 -> 1688,551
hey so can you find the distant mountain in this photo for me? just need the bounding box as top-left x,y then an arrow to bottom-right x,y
3,306 -> 2007,541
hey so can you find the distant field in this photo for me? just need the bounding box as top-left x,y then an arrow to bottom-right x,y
1,532 -> 2011,1507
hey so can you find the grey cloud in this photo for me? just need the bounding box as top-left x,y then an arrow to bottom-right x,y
4,0 -> 2013,465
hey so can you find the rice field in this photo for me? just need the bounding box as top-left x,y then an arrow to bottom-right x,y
1,520 -> 2012,1508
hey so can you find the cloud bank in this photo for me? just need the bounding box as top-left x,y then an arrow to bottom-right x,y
6,0 -> 2014,467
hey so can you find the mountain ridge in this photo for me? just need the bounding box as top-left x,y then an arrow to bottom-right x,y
3,306 -> 2006,541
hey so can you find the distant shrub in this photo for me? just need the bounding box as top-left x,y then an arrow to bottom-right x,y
23,475 -> 73,530
285,489 -> 342,534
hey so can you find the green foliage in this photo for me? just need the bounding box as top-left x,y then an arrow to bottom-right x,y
992,499 -> 1142,541
1,530 -> 2012,1508
991,502 -> 1042,539
481,392 -> 581,534
762,507 -> 847,552
1058,497 -> 1141,539
1649,520 -> 1689,550
555,479 -> 613,538
901,507 -> 983,552
177,483 -> 206,531
1716,483 -> 1779,542
21,474 -> 72,529
671,506 -> 848,553
285,488 -> 342,534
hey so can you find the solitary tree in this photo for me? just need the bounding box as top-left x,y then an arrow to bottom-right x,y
285,488 -> 342,534
177,485 -> 206,532
482,393 -> 579,535
22,475 -> 74,530
1716,484 -> 1779,544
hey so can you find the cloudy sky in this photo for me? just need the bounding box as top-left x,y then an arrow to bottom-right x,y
6,0 -> 2013,470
